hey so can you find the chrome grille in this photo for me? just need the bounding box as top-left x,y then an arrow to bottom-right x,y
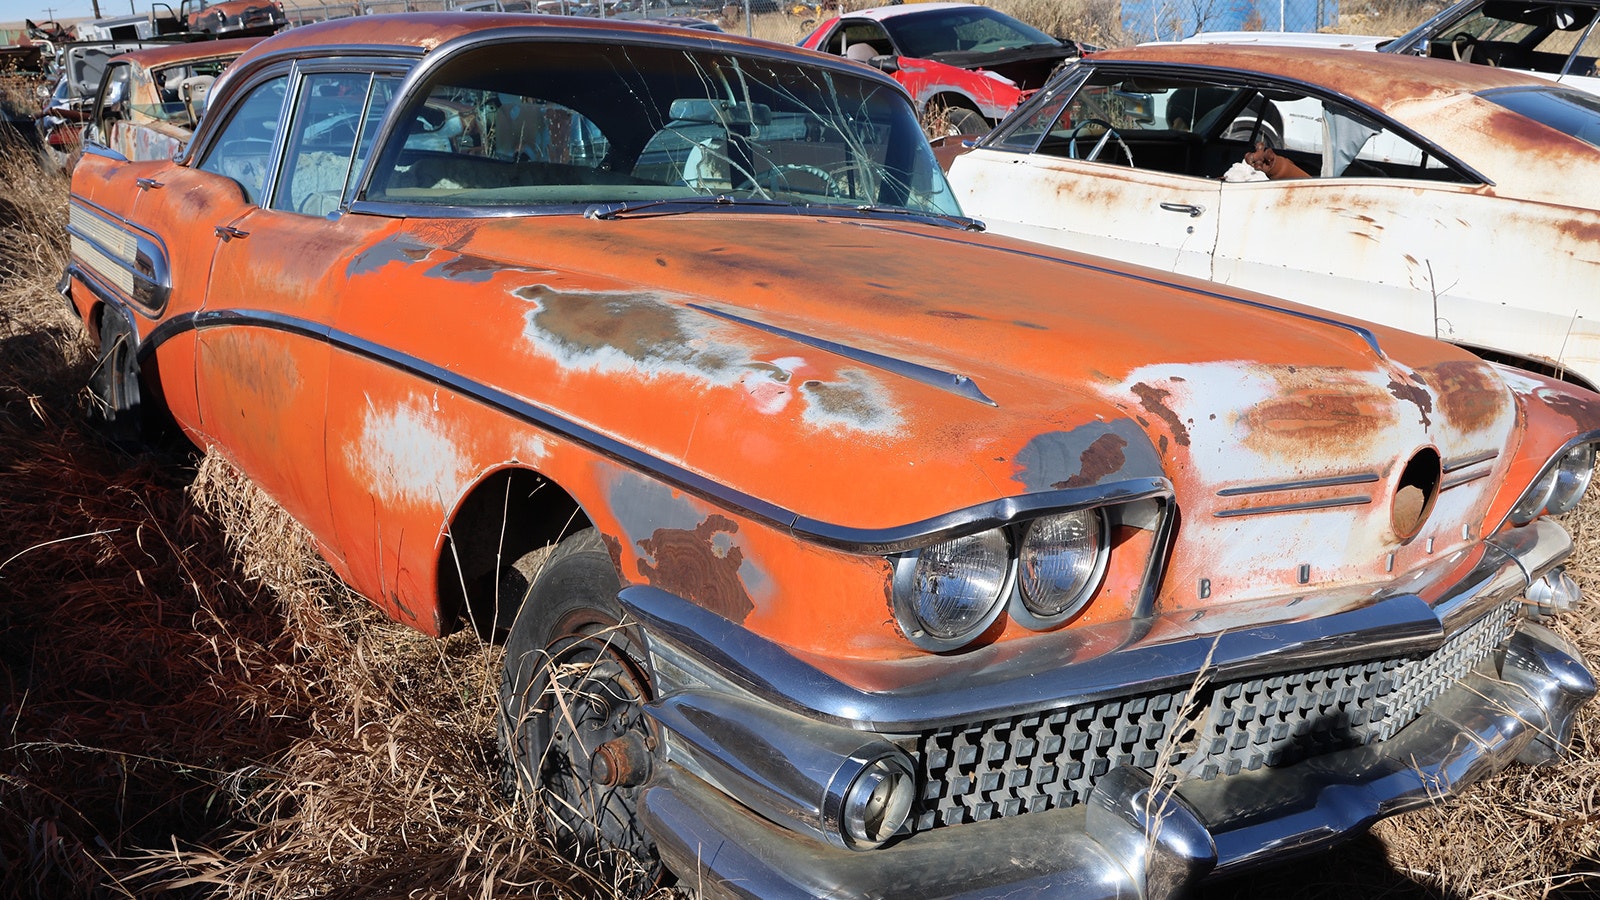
911,599 -> 1520,832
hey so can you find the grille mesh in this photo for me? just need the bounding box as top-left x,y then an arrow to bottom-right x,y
910,599 -> 1519,833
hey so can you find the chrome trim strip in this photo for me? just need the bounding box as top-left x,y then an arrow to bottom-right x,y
81,142 -> 128,162
137,307 -> 1170,553
66,198 -> 172,316
1443,449 -> 1498,472
853,221 -> 1387,360
1442,467 -> 1492,490
625,516 -> 1568,732
1216,472 -> 1380,497
1212,496 -> 1371,518
688,302 -> 998,408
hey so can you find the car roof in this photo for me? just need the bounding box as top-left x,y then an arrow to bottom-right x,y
844,2 -> 1001,22
1087,44 -> 1600,207
230,10 -> 802,68
110,36 -> 263,69
1095,43 -> 1542,104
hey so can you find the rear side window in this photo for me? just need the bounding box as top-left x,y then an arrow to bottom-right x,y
197,75 -> 289,204
1479,86 -> 1600,149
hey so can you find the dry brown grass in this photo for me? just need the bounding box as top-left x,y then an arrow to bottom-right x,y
2,81 -> 1600,899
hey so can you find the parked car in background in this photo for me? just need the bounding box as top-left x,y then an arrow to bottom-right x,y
84,38 -> 260,164
67,13 -> 1600,899
1190,0 -> 1600,96
800,2 -> 1087,133
947,44 -> 1600,390
37,41 -> 147,166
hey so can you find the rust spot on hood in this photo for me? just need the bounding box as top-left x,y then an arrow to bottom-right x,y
1387,377 -> 1434,428
1131,382 -> 1191,448
518,284 -> 737,371
637,514 -> 754,624
1414,360 -> 1506,434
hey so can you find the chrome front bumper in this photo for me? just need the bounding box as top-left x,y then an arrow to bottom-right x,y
619,519 -> 1595,899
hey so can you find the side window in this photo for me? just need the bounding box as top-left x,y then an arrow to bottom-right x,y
197,75 -> 289,204
823,22 -> 894,59
92,63 -> 133,141
270,72 -> 398,216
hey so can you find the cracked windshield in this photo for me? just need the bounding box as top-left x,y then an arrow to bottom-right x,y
363,39 -> 961,216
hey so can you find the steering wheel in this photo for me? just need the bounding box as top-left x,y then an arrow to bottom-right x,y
755,162 -> 849,198
1067,118 -> 1135,166
1451,31 -> 1479,63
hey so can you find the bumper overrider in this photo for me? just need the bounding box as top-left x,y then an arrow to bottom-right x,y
618,517 -> 1595,899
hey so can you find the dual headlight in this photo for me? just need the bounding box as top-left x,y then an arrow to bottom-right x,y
1510,442 -> 1596,526
891,508 -> 1109,651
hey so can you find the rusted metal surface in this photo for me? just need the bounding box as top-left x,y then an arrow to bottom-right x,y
950,45 -> 1600,391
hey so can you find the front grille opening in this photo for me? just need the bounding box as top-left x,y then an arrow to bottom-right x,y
910,599 -> 1518,833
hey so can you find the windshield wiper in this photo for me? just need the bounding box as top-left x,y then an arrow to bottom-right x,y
585,195 -> 796,220
838,204 -> 986,232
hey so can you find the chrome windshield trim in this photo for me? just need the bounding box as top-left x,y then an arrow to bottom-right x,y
625,517 -> 1566,732
688,302 -> 998,408
137,307 -> 1169,553
1217,472 -> 1379,497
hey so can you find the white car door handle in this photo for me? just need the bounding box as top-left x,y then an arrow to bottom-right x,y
1160,202 -> 1206,218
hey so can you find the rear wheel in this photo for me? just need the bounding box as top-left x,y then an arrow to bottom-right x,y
88,309 -> 143,444
498,528 -> 660,876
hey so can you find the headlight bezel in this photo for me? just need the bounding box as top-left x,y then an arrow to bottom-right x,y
1511,440 -> 1598,525
890,507 -> 1111,652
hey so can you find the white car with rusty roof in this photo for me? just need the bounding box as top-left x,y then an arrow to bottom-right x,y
946,44 -> 1600,390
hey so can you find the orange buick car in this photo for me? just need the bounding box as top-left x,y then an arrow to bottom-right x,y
65,13 -> 1600,897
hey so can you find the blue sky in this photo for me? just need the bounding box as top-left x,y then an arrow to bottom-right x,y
3,0 -> 121,28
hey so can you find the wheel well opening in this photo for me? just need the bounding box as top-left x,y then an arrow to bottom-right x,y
439,467 -> 590,641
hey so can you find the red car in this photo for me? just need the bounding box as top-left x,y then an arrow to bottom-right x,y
801,2 -> 1086,134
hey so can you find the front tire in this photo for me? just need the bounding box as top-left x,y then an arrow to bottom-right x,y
498,528 -> 660,875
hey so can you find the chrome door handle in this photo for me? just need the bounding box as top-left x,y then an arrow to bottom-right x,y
1159,202 -> 1206,218
135,177 -> 163,190
214,225 -> 249,241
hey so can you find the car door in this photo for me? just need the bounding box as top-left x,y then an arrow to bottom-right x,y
1211,93 -> 1485,340
948,68 -> 1222,279
182,65 -> 398,552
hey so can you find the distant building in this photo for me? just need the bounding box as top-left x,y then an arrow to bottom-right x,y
1121,0 -> 1339,40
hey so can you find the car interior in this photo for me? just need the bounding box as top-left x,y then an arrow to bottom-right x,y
996,70 -> 1474,185
1420,0 -> 1600,76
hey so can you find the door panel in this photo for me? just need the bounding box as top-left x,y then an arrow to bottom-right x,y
950,148 -> 1221,278
1212,179 -> 1600,385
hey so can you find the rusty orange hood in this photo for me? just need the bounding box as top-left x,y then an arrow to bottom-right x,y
345,210 -> 1520,606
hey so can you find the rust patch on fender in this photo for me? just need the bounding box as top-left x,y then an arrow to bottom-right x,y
1059,432 -> 1128,490
1244,388 -> 1387,451
1387,377 -> 1434,428
1414,360 -> 1505,434
636,514 -> 754,623
601,532 -> 624,576
1131,382 -> 1191,448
